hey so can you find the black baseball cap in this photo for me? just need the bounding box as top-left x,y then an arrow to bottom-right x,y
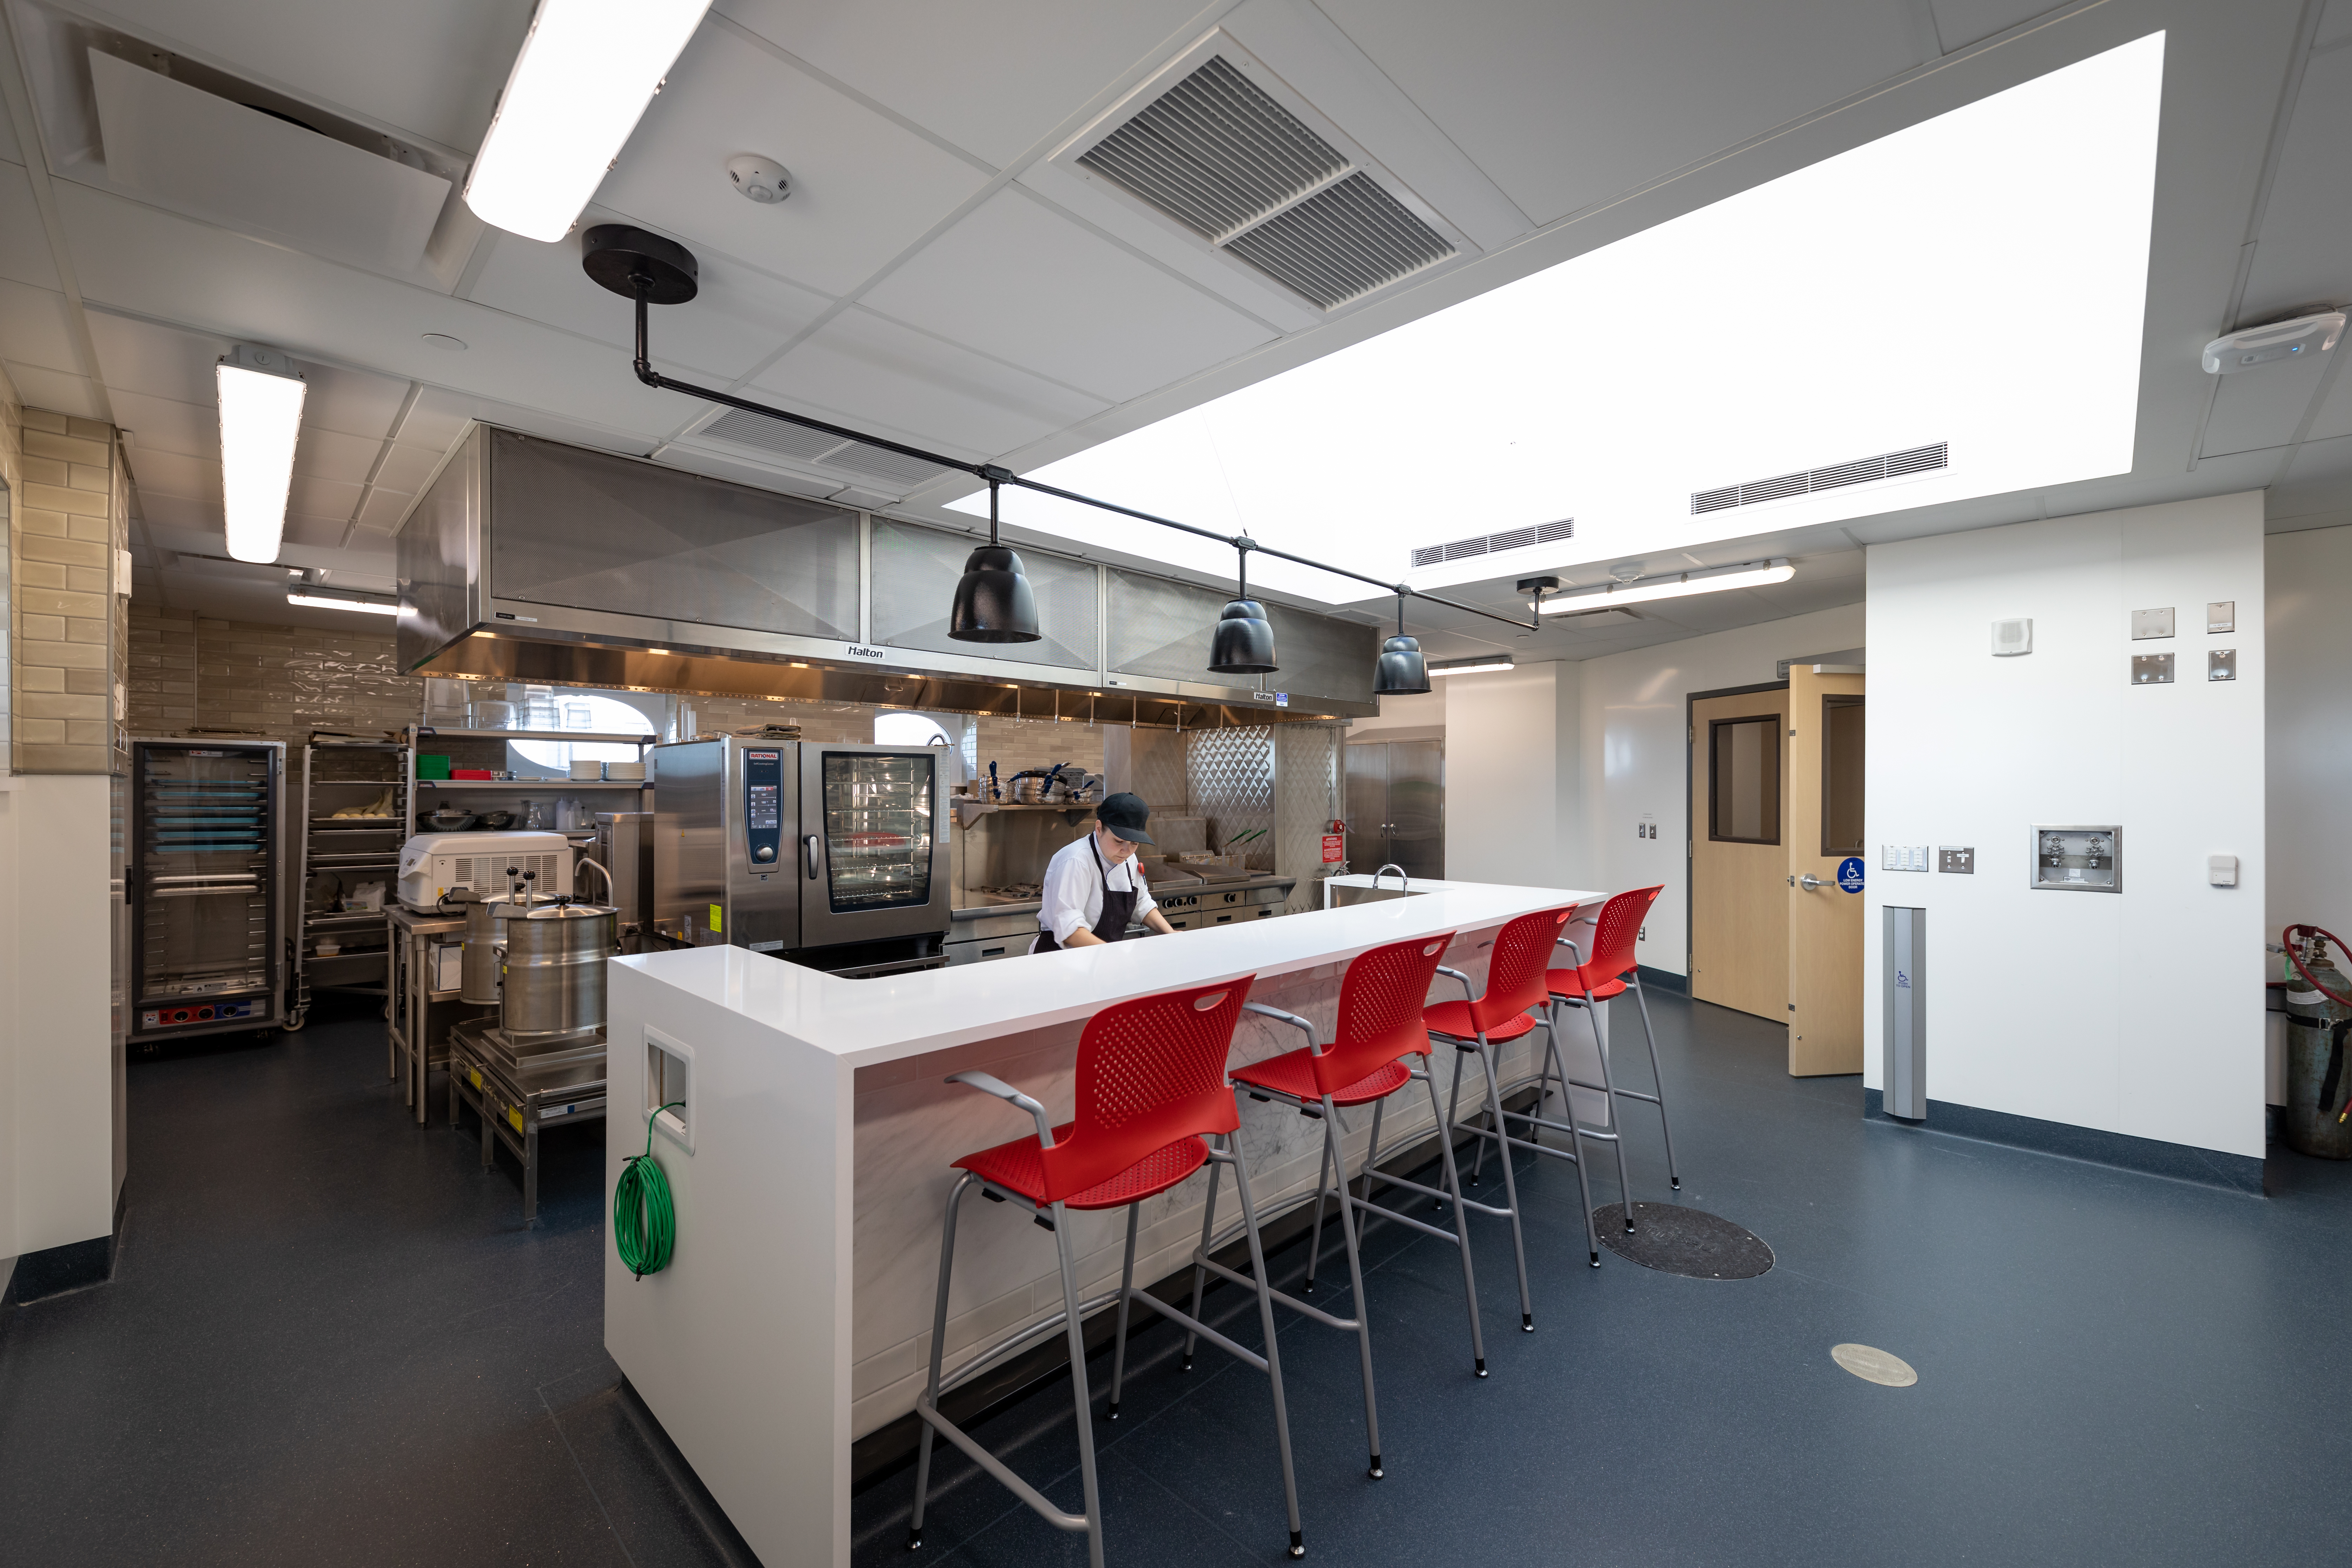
1096,792 -> 1154,845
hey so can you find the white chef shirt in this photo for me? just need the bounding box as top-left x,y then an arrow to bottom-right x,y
1037,832 -> 1157,946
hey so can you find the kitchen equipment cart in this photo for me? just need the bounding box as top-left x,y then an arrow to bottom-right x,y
291,739 -> 412,1028
385,905 -> 493,1124
447,1020 -> 608,1224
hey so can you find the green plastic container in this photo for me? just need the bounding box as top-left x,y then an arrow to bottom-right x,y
415,753 -> 451,780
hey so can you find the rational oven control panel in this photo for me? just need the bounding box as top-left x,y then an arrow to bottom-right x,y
744,749 -> 783,867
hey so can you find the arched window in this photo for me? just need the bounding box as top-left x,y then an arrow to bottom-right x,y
508,692 -> 658,775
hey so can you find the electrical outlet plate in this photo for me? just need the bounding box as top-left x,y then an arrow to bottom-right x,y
1938,846 -> 1974,873
2207,601 -> 2235,634
2132,652 -> 2174,684
2130,606 -> 2174,640
2208,648 -> 2236,681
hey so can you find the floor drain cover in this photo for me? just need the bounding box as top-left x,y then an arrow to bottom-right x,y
1592,1203 -> 1773,1279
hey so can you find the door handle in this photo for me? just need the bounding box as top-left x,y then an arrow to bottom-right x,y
1798,873 -> 1824,891
803,835 -> 821,879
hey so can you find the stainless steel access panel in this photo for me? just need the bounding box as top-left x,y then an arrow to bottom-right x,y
1882,906 -> 1925,1120
653,737 -> 949,955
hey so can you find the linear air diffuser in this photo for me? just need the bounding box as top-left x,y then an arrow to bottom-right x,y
1411,519 -> 1574,569
1691,443 -> 1948,515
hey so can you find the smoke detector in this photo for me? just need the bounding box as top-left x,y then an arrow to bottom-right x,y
726,154 -> 791,204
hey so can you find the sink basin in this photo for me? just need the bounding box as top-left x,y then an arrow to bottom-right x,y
1328,883 -> 1428,907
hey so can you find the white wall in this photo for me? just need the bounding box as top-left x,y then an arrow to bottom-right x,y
1346,687 -> 1442,741
0,775 -> 119,1264
1442,663 -> 1579,887
1576,604 -> 1868,977
1864,493 -> 2266,1158
2265,525 -> 2352,943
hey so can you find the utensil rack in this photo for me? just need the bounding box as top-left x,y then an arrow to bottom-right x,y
292,739 -> 412,1028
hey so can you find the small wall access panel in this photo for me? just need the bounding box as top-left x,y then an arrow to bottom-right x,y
2131,652 -> 2174,684
1882,906 -> 1925,1120
2209,649 -> 2237,681
2207,601 -> 2235,633
2032,825 -> 2120,892
2130,606 -> 2174,639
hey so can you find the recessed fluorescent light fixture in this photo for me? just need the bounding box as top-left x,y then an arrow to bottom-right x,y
1427,657 -> 1514,676
287,589 -> 401,616
217,344 -> 306,563
952,34 -> 2163,604
1541,559 -> 1792,614
465,0 -> 716,241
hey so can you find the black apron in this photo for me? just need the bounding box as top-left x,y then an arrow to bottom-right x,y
1034,838 -> 1136,953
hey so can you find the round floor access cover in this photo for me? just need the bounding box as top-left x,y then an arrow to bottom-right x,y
1592,1202 -> 1774,1279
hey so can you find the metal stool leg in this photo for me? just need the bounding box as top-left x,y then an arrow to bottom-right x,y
1629,974 -> 1682,1191
1050,1199 -> 1109,1568
1182,1152 -> 1223,1373
1318,1103 -> 1382,1477
1224,1134 -> 1305,1557
1300,1128 -> 1336,1295
1579,987 -> 1636,1230
1446,1050 -> 1478,1192
1106,1204 -> 1140,1419
907,1173 -> 972,1550
1548,1000 -> 1603,1265
1419,1068 -> 1489,1371
1472,1036 -> 1535,1329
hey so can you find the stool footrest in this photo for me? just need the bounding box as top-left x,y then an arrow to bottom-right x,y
1347,1190 -> 1466,1246
1127,1279 -> 1268,1374
935,1290 -> 1121,1399
1497,1104 -> 1619,1145
915,1396 -> 1090,1534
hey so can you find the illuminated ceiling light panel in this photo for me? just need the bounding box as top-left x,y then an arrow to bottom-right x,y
955,34 -> 2165,608
1540,560 -> 1793,614
217,345 -> 306,563
287,590 -> 401,615
465,0 -> 714,242
1427,658 -> 1513,676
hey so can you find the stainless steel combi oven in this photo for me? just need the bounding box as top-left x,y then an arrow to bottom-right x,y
652,738 -> 950,973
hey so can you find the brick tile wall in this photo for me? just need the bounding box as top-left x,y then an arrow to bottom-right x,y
127,606 -> 420,742
9,407 -> 127,773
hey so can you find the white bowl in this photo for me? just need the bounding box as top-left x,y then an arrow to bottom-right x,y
569,761 -> 604,780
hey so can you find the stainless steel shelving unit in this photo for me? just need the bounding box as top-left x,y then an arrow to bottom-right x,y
292,739 -> 412,1028
408,727 -> 655,833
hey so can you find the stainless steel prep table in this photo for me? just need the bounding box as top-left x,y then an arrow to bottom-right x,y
448,1021 -> 607,1223
385,906 -> 494,1123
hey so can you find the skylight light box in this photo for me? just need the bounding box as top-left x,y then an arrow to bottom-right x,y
956,33 -> 2165,609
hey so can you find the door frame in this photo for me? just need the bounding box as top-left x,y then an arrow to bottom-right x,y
1683,680 -> 1789,979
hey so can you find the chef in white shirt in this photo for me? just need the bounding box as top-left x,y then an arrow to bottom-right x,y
1032,792 -> 1178,953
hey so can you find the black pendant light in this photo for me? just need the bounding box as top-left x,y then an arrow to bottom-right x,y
1207,538 -> 1278,675
948,479 -> 1040,643
1373,591 -> 1429,695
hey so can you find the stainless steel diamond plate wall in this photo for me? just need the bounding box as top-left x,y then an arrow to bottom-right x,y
1273,726 -> 1343,913
1188,727 -> 1275,869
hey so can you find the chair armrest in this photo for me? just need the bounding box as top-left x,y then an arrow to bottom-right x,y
1555,936 -> 1584,967
1434,965 -> 1478,1004
946,1069 -> 1056,1149
1242,1001 -> 1323,1056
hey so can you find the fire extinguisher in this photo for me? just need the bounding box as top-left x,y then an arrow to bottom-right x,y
2279,925 -> 2352,1157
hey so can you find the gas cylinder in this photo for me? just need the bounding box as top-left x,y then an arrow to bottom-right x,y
2282,929 -> 2352,1159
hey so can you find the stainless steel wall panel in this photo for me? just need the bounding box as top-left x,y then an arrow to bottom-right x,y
1187,727 -> 1275,871
487,431 -> 858,640
395,428 -> 480,671
1108,569 -> 1229,686
870,520 -> 1098,670
1263,604 -> 1377,707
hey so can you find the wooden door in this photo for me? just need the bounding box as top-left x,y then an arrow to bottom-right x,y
1689,688 -> 1790,1020
1787,667 -> 1867,1075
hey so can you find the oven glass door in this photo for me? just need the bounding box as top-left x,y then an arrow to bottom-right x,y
799,746 -> 942,945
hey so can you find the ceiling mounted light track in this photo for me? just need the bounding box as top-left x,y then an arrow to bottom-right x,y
578,225 -> 1561,690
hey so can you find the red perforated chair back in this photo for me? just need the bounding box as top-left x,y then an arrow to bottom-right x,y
1581,885 -> 1663,982
1473,907 -> 1576,1033
1315,933 -> 1456,1096
1038,976 -> 1256,1202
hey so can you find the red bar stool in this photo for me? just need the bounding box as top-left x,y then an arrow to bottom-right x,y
1422,906 -> 1583,1326
1539,885 -> 1679,1194
1203,932 -> 1485,1483
908,976 -> 1308,1565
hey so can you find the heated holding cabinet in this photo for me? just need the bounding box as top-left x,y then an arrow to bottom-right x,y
129,740 -> 288,1042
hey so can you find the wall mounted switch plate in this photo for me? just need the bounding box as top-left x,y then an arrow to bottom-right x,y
2132,653 -> 2175,684
1938,847 -> 1974,873
2208,648 -> 2236,681
2208,854 -> 2238,887
2131,607 -> 2175,639
1881,844 -> 1930,872
2207,601 -> 2235,634
1990,617 -> 2032,656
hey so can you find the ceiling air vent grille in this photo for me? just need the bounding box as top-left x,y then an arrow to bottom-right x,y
1074,52 -> 1456,310
1692,443 -> 1948,515
702,408 -> 951,488
1411,518 -> 1574,569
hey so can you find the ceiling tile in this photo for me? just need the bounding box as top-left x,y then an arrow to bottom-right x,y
290,473 -> 362,519
1311,0 -> 1922,226
127,446 -> 218,499
5,361 -> 105,419
300,361 -> 412,440
295,425 -> 384,483
594,27 -> 992,298
372,444 -> 449,492
356,488 -> 416,530
88,0 -> 531,152
466,219 -> 829,381
858,189 -> 1274,404
1928,2 -> 2060,52
139,491 -> 223,532
85,310 -> 228,403
0,278 -> 82,372
0,161 -> 60,290
2200,355 -> 2332,459
283,515 -> 352,548
2239,45 -> 2352,321
748,305 -> 1108,458
111,389 -> 216,458
716,0 -> 1213,168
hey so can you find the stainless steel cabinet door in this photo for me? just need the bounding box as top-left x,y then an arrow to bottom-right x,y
1345,743 -> 1387,870
1343,741 -> 1445,879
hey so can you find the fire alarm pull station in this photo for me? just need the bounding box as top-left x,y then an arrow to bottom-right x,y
2032,826 -> 2120,892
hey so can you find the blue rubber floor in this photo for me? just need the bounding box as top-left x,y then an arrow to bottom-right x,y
1,991 -> 2345,1567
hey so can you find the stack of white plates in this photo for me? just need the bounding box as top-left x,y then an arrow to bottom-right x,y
606,761 -> 647,782
569,760 -> 604,780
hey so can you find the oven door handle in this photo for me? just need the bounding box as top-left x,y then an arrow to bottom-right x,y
803,834 -> 821,879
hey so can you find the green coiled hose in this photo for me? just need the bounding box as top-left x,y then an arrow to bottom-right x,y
616,1103 -> 685,1279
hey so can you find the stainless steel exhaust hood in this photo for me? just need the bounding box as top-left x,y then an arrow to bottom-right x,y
395,426 -> 1376,725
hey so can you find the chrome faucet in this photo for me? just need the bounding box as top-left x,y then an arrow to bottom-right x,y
1372,862 -> 1408,894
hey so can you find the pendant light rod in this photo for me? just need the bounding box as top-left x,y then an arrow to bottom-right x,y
624,275 -> 1539,633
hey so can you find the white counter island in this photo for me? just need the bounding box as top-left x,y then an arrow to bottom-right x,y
604,875 -> 1607,1568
